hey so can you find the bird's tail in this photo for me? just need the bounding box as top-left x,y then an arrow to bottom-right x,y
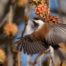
55,48 -> 66,62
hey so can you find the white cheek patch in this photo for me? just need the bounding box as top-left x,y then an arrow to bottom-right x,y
23,20 -> 35,36
24,19 -> 45,36
33,20 -> 45,31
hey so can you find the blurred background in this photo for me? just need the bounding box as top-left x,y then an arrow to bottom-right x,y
0,0 -> 66,66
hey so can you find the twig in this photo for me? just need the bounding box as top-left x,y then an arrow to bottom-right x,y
0,14 -> 8,28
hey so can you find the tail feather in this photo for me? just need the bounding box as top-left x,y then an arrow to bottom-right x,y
55,48 -> 66,62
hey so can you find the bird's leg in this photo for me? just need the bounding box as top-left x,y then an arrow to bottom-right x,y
49,46 -> 56,66
50,55 -> 55,66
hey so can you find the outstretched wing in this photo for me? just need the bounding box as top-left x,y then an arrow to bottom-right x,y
16,35 -> 46,55
46,24 -> 66,47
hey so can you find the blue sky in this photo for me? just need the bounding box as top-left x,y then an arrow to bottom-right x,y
50,0 -> 59,10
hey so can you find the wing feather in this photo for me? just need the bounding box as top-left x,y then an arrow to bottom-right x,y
46,24 -> 66,46
16,35 -> 46,54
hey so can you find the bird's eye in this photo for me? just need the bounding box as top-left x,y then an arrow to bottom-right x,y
32,20 -> 39,28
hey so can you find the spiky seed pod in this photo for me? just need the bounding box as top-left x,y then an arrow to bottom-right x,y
3,6 -> 18,37
44,15 -> 62,24
35,4 -> 50,17
3,22 -> 18,37
0,49 -> 6,63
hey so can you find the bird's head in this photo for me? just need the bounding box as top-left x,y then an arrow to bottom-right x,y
32,17 -> 49,40
32,17 -> 45,31
23,17 -> 45,36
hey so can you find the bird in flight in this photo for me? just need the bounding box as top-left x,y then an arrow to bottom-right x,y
16,17 -> 66,65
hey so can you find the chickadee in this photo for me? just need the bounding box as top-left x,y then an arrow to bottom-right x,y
16,17 -> 66,66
